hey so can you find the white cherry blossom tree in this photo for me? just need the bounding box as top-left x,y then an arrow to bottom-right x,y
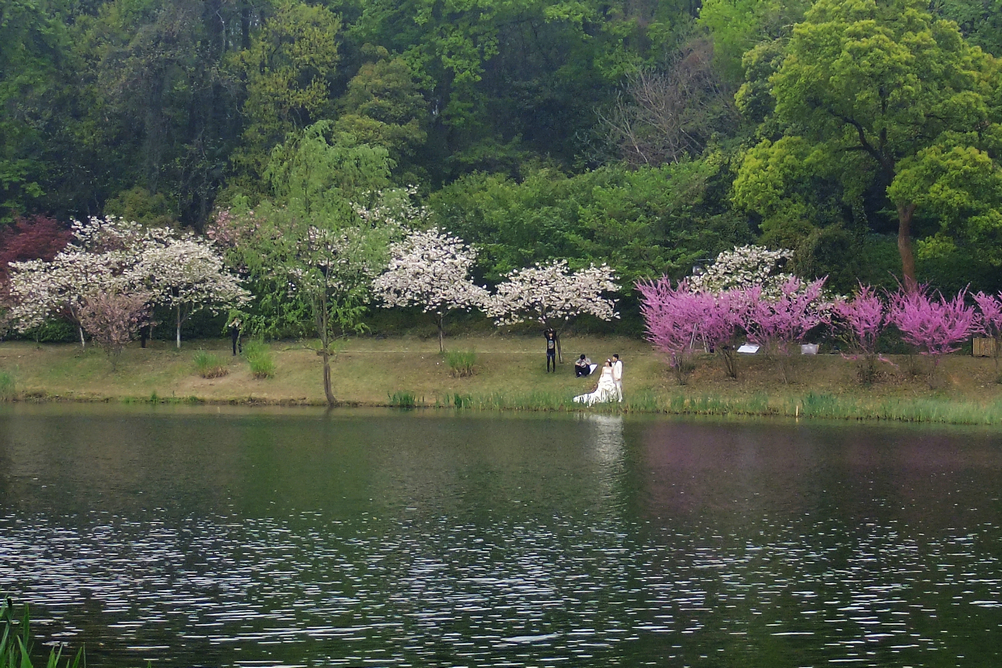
372,227 -> 487,352
134,235 -> 250,349
7,217 -> 248,350
487,259 -> 620,363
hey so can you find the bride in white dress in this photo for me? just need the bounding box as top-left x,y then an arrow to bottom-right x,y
573,359 -> 618,406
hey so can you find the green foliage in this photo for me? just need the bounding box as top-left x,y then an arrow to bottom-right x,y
232,1 -> 343,181
443,349 -> 477,377
223,122 -> 404,403
192,350 -> 228,379
243,339 -> 275,379
334,47 -> 428,178
932,0 -> 1002,56
103,186 -> 177,227
0,0 -> 72,221
734,0 -> 1002,285
698,0 -> 810,83
431,159 -> 750,284
19,321 -> 77,344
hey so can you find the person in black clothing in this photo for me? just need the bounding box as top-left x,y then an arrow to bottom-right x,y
544,328 -> 557,372
229,317 -> 243,356
575,354 -> 592,377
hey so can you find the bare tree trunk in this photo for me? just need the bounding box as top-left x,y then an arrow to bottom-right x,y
555,331 -> 563,364
438,313 -> 445,353
176,306 -> 182,349
78,325 -> 86,349
322,349 -> 335,406
318,296 -> 336,406
897,202 -> 918,292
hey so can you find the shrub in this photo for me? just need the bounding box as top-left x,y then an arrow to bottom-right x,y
443,349 -> 477,377
193,350 -> 228,378
243,339 -> 275,379
78,291 -> 150,370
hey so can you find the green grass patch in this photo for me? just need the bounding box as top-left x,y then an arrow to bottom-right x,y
193,350 -> 228,379
443,349 -> 477,377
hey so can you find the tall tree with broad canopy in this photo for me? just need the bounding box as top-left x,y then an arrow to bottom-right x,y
733,0 -> 1002,290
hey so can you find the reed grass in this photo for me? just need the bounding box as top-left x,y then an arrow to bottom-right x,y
443,349 -> 477,377
243,340 -> 275,379
192,350 -> 228,379
0,371 -> 15,401
388,391 -> 419,408
1,596 -> 84,668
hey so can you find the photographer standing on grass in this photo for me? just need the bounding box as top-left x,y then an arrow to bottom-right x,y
545,328 -> 557,372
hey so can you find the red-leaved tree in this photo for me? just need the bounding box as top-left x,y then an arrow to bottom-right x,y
0,215 -> 72,280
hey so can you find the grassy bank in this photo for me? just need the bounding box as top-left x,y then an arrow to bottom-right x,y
2,335 -> 1002,425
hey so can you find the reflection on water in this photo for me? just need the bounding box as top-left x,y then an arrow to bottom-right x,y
2,405 -> 1002,667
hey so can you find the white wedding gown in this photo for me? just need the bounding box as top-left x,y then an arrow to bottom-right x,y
573,366 -> 617,406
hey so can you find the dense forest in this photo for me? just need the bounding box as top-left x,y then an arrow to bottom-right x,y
3,0 -> 1002,306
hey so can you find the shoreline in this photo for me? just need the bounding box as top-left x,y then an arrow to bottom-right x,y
2,336 -> 1001,425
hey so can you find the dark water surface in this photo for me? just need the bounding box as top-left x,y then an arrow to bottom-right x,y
2,405 -> 1002,667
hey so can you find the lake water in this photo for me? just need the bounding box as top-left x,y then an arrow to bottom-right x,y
2,405 -> 1002,667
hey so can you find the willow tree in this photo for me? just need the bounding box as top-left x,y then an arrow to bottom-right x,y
734,0 -> 1002,289
222,122 -> 409,405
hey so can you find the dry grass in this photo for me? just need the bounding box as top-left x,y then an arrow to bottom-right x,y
1,335 -> 1001,422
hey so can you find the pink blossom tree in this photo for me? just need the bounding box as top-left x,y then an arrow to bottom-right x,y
372,228 -> 487,352
637,278 -> 704,384
743,277 -> 830,382
973,291 -> 1002,372
636,279 -> 748,382
78,291 -> 151,369
832,284 -> 888,385
888,286 -> 976,369
700,289 -> 748,379
487,260 -> 619,363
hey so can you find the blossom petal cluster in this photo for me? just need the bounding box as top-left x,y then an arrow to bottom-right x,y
743,277 -> 829,354
689,245 -> 794,298
372,227 -> 487,314
832,284 -> 886,355
487,260 -> 620,326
